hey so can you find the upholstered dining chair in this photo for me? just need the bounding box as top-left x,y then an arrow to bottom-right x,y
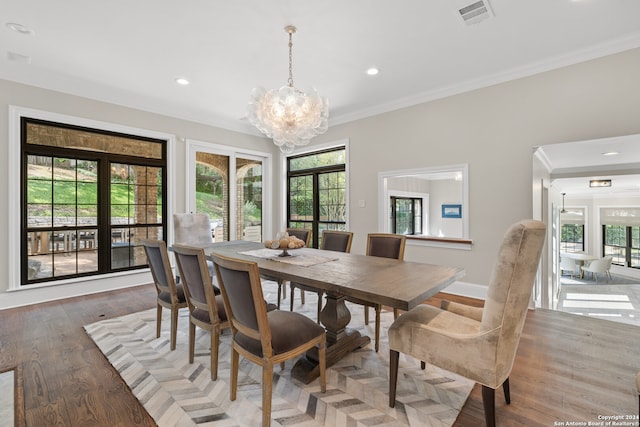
581,256 -> 613,283
142,239 -> 188,351
172,244 -> 229,381
346,233 -> 406,352
265,227 -> 312,309
173,213 -> 219,292
211,252 -> 326,427
387,219 -> 546,427
289,230 -> 354,322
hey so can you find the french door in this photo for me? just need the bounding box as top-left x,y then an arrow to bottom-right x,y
187,141 -> 268,242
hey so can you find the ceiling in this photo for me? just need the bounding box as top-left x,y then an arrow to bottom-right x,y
2,0 -> 640,137
537,133 -> 640,197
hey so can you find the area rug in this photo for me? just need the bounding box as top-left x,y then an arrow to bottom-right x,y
84,281 -> 474,426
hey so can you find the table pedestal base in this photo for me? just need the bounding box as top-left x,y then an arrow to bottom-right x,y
291,292 -> 371,384
291,329 -> 370,384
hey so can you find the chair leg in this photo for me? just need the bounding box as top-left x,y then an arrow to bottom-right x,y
300,289 -> 305,304
277,282 -> 283,310
503,377 -> 511,404
482,385 -> 496,427
289,284 -> 295,312
420,361 -> 426,370
170,306 -> 179,350
393,308 -> 400,319
156,304 -> 162,339
389,349 -> 399,407
281,280 -> 286,299
316,292 -> 323,324
188,321 -> 196,363
210,327 -> 219,381
319,341 -> 327,393
230,348 -> 239,401
364,306 -> 369,325
374,305 -> 381,352
262,363 -> 274,427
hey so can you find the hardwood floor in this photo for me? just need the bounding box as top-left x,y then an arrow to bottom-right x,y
0,285 -> 638,426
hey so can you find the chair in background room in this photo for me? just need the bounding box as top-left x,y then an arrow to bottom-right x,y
289,230 -> 354,322
346,233 -> 406,352
265,227 -> 311,309
173,213 -> 218,292
211,252 -> 326,427
387,220 -> 546,427
172,244 -> 229,380
560,256 -> 576,278
581,256 -> 613,283
142,239 -> 188,351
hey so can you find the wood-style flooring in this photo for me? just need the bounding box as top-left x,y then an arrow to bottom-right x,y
0,284 -> 638,426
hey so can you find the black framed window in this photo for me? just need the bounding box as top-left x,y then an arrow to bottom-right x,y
287,147 -> 346,248
390,196 -> 422,235
602,224 -> 640,268
560,224 -> 584,252
22,118 -> 167,285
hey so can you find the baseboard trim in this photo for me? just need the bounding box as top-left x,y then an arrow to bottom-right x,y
441,281 -> 487,301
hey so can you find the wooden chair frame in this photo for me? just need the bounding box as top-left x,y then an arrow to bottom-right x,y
173,244 -> 229,380
142,239 -> 187,351
212,252 -> 326,427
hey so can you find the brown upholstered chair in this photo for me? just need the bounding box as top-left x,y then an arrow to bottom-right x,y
264,227 -> 311,309
289,230 -> 354,322
211,252 -> 326,427
346,233 -> 406,352
388,220 -> 546,427
172,244 -> 229,380
142,239 -> 188,351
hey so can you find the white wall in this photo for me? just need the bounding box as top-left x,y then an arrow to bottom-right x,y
1,47 -> 640,308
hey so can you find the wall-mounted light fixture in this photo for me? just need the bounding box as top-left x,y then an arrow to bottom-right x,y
589,179 -> 612,188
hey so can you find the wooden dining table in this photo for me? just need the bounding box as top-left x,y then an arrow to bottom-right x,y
197,240 -> 465,383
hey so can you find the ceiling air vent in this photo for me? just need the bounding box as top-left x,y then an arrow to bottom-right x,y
457,0 -> 494,26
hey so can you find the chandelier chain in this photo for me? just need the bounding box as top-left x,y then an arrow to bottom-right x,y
288,30 -> 294,87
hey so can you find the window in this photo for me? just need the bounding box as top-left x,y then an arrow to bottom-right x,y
287,147 -> 346,248
560,207 -> 585,252
560,224 -> 584,252
379,164 -> 470,248
603,225 -> 640,268
390,196 -> 422,235
22,118 -> 166,284
601,207 -> 640,268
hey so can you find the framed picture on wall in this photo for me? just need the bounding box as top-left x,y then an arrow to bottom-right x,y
442,204 -> 462,218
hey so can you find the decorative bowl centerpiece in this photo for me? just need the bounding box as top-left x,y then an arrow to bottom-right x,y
264,232 -> 305,257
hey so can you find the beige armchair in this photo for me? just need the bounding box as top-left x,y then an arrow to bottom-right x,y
388,219 -> 546,427
173,213 -> 218,291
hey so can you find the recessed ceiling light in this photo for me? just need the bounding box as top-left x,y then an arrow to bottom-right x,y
589,179 -> 612,188
602,151 -> 620,156
366,67 -> 379,76
175,77 -> 190,86
6,22 -> 34,35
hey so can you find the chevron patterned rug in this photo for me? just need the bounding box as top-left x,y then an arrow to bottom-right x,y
84,281 -> 474,426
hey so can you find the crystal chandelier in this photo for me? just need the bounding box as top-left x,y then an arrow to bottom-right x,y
248,26 -> 329,154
